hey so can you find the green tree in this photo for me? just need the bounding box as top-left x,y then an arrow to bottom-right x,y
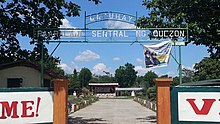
0,0 -> 100,42
79,68 -> 92,88
0,0 -> 101,71
159,74 -> 169,78
194,57 -> 220,81
68,69 -> 80,90
136,0 -> 220,59
136,76 -> 144,87
142,71 -> 158,100
182,68 -> 194,83
115,66 -> 125,87
143,70 -> 158,89
146,86 -> 156,101
115,63 -> 137,87
92,75 -> 115,83
172,76 -> 180,86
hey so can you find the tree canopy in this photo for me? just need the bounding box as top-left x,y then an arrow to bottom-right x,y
194,57 -> 220,81
115,63 -> 137,87
79,68 -> 92,88
0,0 -> 101,42
143,70 -> 158,89
136,0 -> 220,58
68,69 -> 80,89
0,0 -> 101,74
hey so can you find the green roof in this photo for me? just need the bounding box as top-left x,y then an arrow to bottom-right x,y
179,79 -> 220,86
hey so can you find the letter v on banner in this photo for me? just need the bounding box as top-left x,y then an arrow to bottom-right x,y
186,99 -> 216,115
178,92 -> 220,122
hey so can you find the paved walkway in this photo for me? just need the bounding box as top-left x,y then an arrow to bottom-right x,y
68,99 -> 156,124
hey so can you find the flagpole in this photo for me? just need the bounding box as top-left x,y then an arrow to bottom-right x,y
179,46 -> 182,84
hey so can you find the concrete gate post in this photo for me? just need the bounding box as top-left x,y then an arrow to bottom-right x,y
53,79 -> 69,124
154,78 -> 173,124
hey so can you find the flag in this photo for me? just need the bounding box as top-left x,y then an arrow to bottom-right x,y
144,40 -> 172,68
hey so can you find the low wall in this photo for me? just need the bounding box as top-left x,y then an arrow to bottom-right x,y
133,97 -> 156,112
67,97 -> 99,114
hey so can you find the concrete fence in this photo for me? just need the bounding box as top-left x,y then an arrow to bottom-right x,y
133,97 -> 157,112
67,97 -> 99,114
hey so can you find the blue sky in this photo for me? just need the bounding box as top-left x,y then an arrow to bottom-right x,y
19,0 -> 209,76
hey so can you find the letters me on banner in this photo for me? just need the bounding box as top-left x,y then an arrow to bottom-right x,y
0,91 -> 53,124
143,40 -> 172,68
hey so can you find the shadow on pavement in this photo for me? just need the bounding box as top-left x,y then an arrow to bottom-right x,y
136,115 -> 157,123
68,117 -> 108,124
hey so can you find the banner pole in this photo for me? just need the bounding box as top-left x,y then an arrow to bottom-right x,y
179,46 -> 182,84
84,11 -> 87,42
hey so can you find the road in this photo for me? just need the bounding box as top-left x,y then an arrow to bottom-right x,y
68,99 -> 156,124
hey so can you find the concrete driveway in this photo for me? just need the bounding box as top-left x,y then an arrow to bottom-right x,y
68,99 -> 156,124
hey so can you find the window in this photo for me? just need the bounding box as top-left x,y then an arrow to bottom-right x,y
43,79 -> 51,87
7,78 -> 22,88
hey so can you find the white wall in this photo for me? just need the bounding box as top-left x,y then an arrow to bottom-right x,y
0,66 -> 51,88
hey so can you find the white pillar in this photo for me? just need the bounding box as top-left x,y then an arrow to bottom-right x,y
73,91 -> 77,96
131,90 -> 135,96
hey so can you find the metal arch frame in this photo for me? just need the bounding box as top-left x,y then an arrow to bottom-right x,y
38,11 -> 188,86
85,11 -> 136,25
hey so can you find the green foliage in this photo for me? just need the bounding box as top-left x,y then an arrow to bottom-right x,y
194,57 -> 220,81
137,0 -> 220,59
0,0 -> 101,74
115,63 -> 137,87
143,70 -> 158,89
159,74 -> 169,78
136,76 -> 144,87
90,75 -> 115,83
146,86 -> 156,101
79,68 -> 92,88
172,76 -> 180,86
171,68 -> 195,86
115,66 -> 125,86
142,71 -> 158,100
68,69 -> 80,90
182,68 -> 194,83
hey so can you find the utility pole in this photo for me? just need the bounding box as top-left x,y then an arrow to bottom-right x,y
40,40 -> 44,87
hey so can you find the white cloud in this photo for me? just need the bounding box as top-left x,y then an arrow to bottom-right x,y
59,18 -> 84,37
134,66 -> 152,76
156,70 -> 180,77
92,63 -> 111,75
74,50 -> 100,62
136,58 -> 143,64
105,21 -> 136,29
58,62 -> 80,74
58,63 -> 73,74
113,57 -> 120,61
183,64 -> 195,70
165,71 -> 178,77
60,18 -> 73,28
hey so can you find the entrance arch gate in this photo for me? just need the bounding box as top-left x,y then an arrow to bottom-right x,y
34,11 -> 188,123
33,11 -> 188,86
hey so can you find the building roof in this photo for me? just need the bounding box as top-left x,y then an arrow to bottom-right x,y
89,83 -> 119,86
178,79 -> 220,86
0,60 -> 65,79
115,88 -> 143,91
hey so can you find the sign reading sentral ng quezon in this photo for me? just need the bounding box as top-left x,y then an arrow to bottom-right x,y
178,92 -> 220,122
35,28 -> 187,43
